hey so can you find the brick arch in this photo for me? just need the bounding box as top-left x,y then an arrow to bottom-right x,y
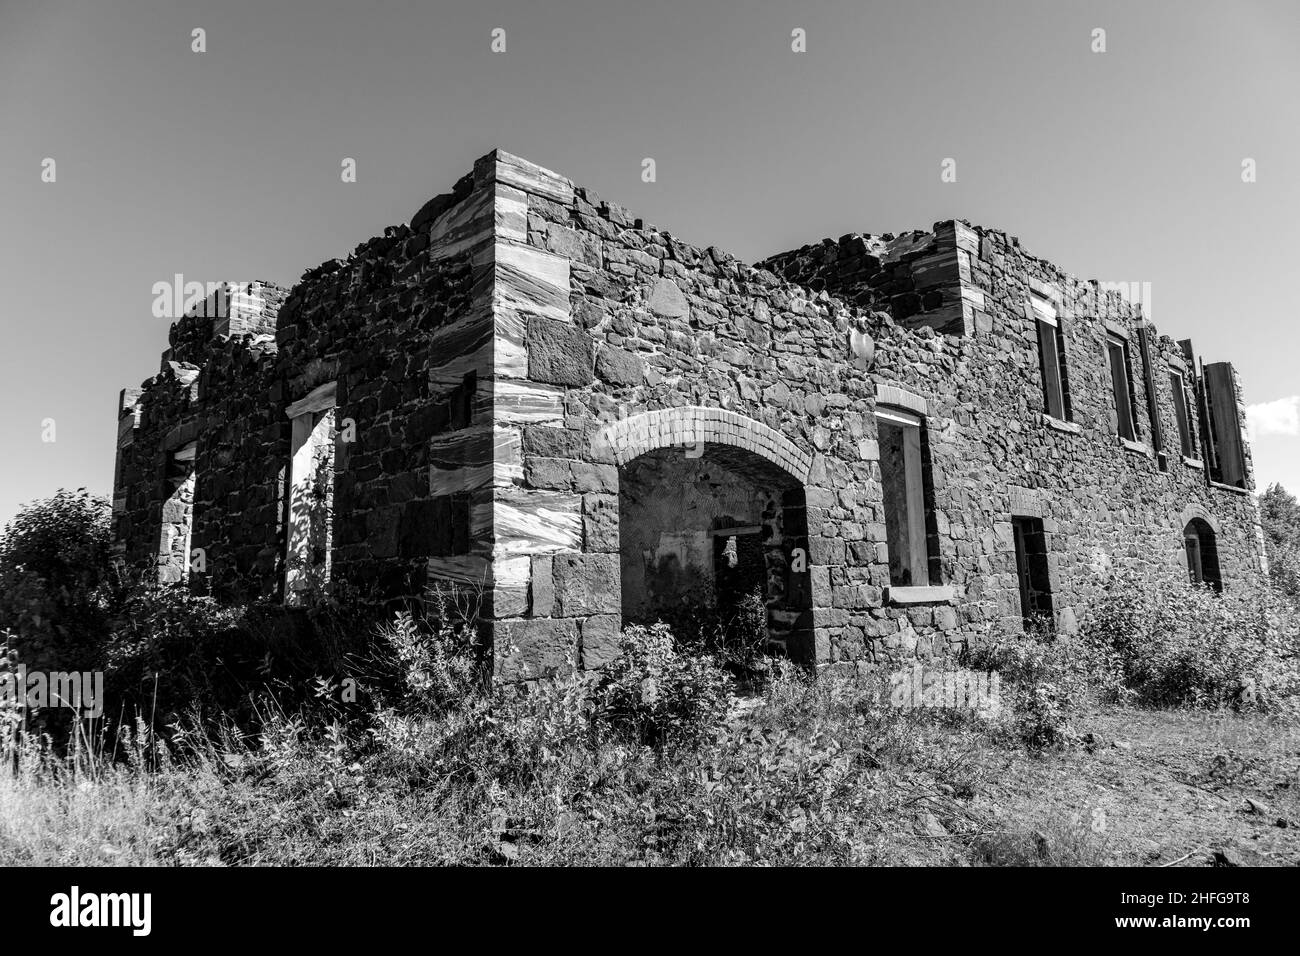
1179,503 -> 1220,534
594,406 -> 813,483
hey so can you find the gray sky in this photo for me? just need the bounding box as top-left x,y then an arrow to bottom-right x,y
2,0 -> 1297,526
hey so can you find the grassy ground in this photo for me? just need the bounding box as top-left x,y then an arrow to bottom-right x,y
980,706 -> 1300,866
2,673 -> 1296,867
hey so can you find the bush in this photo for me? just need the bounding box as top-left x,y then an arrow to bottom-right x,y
0,489 -> 115,673
1080,570 -> 1300,712
358,589 -> 499,771
969,813 -> 1111,866
593,622 -> 733,748
362,587 -> 487,718
963,617 -> 1091,748
100,587 -> 249,729
635,587 -> 773,680
1260,484 -> 1300,602
100,585 -> 382,741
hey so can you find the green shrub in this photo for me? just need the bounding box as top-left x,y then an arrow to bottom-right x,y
636,587 -> 773,680
1260,484 -> 1300,602
102,587 -> 251,729
1080,570 -> 1300,712
963,618 -> 1090,748
592,622 -> 733,748
0,490 -> 115,674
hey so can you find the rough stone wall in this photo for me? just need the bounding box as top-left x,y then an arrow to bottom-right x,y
111,148 -> 1267,682
761,222 -> 1266,657
484,153 -> 889,678
113,178 -> 493,604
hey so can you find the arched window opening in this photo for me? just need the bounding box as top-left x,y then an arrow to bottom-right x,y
1183,517 -> 1222,591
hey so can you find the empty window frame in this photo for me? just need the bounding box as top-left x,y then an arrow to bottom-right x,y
1136,326 -> 1164,455
1203,363 -> 1247,487
1106,333 -> 1140,442
875,407 -> 938,587
159,441 -> 197,585
1169,371 -> 1196,458
285,382 -> 338,605
1011,516 -> 1054,630
1030,293 -> 1071,421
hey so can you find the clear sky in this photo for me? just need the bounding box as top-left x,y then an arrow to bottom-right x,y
1,0 -> 1297,526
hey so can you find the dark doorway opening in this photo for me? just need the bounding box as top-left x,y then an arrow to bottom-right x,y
713,528 -> 765,614
1012,516 -> 1054,630
617,444 -> 813,663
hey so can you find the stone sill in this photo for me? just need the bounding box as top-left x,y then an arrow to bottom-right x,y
1181,456 -> 1205,470
1210,480 -> 1250,495
886,585 -> 955,605
1042,414 -> 1081,435
1119,437 -> 1151,456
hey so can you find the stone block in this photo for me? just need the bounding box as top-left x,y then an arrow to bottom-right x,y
527,316 -> 593,386
531,554 -> 555,616
569,462 -> 618,494
523,425 -> 582,459
525,457 -> 575,490
646,277 -> 689,317
552,553 -> 620,616
365,506 -> 401,558
494,617 -> 580,682
580,613 -> 622,669
583,493 -> 620,552
595,344 -> 644,386
398,497 -> 448,558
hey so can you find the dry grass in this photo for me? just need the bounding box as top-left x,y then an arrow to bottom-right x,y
4,666 -> 1294,867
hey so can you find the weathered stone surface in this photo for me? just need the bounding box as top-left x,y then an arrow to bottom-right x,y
552,554 -> 621,616
495,617 -> 579,682
594,344 -> 644,386
527,316 -> 592,386
646,277 -> 689,317
582,493 -> 619,552
580,613 -> 622,669
545,224 -> 599,266
530,554 -> 555,616
494,488 -> 582,554
524,457 -> 573,490
522,425 -> 583,459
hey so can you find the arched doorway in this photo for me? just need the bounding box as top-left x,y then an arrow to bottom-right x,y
597,407 -> 815,663
1183,517 -> 1221,590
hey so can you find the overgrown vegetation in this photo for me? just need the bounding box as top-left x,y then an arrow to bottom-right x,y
963,616 -> 1093,748
1080,570 -> 1300,713
629,587 -> 772,681
3,487 -> 1300,866
0,489 -> 115,675
0,490 -> 378,741
1261,483 -> 1300,600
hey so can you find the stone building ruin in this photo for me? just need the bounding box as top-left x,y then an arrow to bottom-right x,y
111,150 -> 1269,681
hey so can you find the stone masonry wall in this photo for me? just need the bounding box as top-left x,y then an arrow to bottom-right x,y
761,223 -> 1266,657
112,149 -> 1268,683
113,179 -> 493,605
